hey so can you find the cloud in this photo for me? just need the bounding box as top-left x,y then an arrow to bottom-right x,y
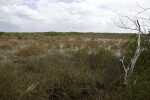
0,0 -> 149,32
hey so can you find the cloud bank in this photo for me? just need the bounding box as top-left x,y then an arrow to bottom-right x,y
0,0 -> 149,32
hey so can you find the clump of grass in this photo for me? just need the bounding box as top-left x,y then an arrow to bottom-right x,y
0,65 -> 20,100
17,35 -> 23,40
17,43 -> 44,56
0,44 -> 12,50
111,44 -> 119,49
64,42 -> 72,49
98,48 -> 108,55
86,41 -> 99,50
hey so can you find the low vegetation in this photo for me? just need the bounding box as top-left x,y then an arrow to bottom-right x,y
0,32 -> 149,100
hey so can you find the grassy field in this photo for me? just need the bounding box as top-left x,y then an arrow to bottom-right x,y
0,32 -> 149,100
0,32 -> 129,62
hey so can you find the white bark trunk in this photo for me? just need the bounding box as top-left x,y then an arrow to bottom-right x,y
120,20 -> 144,85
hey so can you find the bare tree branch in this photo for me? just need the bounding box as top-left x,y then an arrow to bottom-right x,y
117,5 -> 150,85
120,20 -> 144,85
137,3 -> 150,15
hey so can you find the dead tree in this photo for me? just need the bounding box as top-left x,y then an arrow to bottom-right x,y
117,6 -> 150,85
117,5 -> 150,52
137,5 -> 150,52
120,20 -> 144,85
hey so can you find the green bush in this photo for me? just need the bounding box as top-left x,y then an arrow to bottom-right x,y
17,35 -> 23,40
98,48 -> 108,55
0,32 -> 5,36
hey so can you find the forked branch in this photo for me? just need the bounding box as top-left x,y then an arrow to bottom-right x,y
120,20 -> 144,85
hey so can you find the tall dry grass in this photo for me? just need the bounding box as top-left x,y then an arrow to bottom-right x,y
0,51 -> 125,100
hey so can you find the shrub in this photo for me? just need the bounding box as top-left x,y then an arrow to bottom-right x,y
0,52 -> 124,100
73,50 -> 87,57
98,48 -> 108,55
17,35 -> 23,40
0,32 -> 5,36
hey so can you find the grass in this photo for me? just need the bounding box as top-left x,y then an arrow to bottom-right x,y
0,44 -> 12,50
0,33 -> 149,100
0,32 -> 128,57
17,43 -> 45,56
0,52 -> 124,100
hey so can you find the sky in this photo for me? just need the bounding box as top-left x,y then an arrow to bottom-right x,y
0,0 -> 149,33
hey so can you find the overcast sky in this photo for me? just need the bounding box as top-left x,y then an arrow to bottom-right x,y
0,0 -> 149,32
